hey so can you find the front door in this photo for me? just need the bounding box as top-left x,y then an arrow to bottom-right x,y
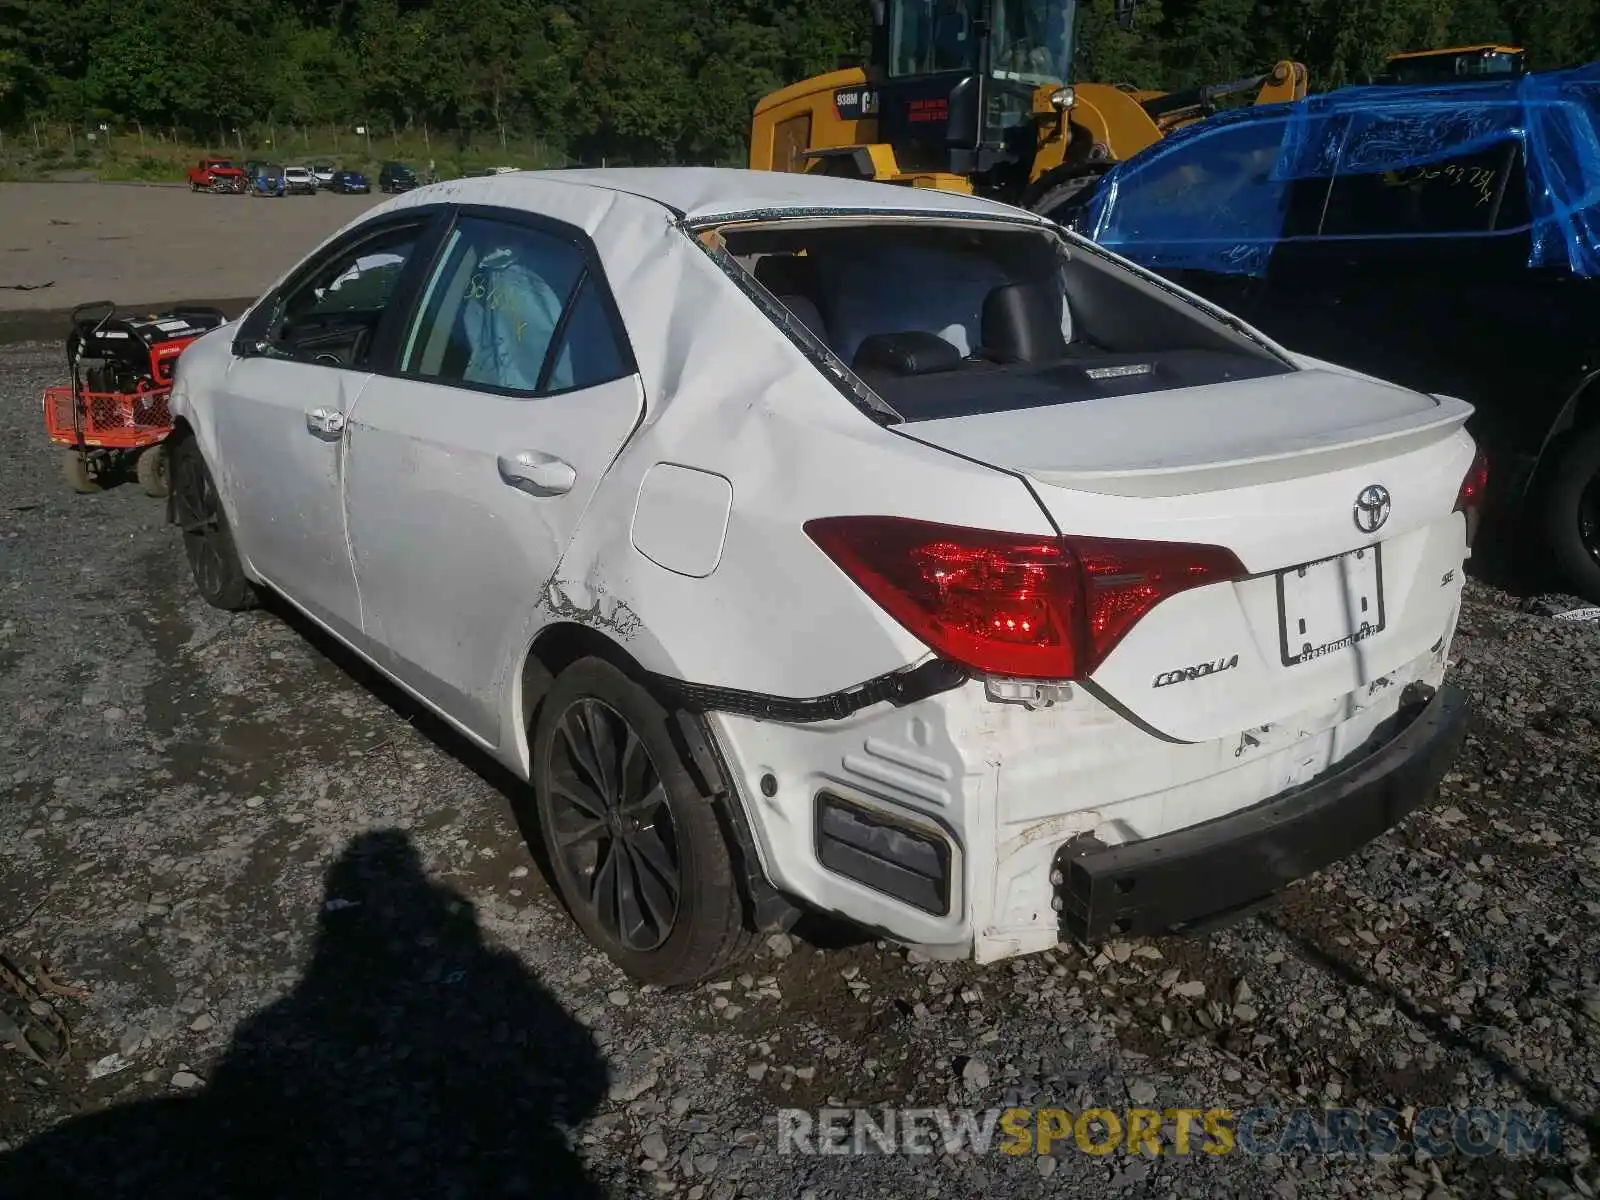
214,217 -> 437,641
342,211 -> 645,744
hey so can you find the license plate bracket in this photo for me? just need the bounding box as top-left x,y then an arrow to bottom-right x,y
1276,545 -> 1386,667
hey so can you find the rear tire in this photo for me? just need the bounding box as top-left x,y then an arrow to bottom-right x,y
169,436 -> 259,612
531,657 -> 754,986
1543,422 -> 1600,604
61,450 -> 102,494
135,445 -> 170,498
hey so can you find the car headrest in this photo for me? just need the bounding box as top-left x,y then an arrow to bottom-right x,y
852,331 -> 962,377
752,254 -> 821,301
775,294 -> 828,342
981,279 -> 1069,364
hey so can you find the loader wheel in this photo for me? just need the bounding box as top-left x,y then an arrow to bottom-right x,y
61,451 -> 102,494
170,436 -> 259,612
1543,422 -> 1600,605
1026,166 -> 1107,229
531,657 -> 756,987
135,445 -> 170,498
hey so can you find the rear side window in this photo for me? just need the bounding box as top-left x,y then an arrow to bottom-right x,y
1322,118 -> 1523,237
400,215 -> 630,395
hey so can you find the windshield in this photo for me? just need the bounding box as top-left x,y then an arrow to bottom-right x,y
991,0 -> 1076,85
888,0 -> 979,77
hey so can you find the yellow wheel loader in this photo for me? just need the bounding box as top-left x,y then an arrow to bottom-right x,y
748,0 -> 1307,223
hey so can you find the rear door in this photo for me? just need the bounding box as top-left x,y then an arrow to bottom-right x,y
341,207 -> 645,744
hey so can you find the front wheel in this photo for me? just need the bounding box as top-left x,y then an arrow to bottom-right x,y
169,436 -> 259,611
61,450 -> 102,493
135,444 -> 170,498
1026,166 -> 1107,230
531,658 -> 753,986
1543,423 -> 1600,604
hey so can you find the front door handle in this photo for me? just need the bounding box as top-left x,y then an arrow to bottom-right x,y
497,450 -> 576,497
305,407 -> 346,440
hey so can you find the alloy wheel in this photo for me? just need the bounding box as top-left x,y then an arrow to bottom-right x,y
547,698 -> 682,952
172,449 -> 229,600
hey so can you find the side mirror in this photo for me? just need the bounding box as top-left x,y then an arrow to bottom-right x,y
1115,0 -> 1137,30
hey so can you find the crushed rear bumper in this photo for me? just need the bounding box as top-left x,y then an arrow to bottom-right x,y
1054,680 -> 1470,942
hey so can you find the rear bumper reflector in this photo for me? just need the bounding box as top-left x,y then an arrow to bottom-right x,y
1054,680 -> 1470,942
815,792 -> 952,916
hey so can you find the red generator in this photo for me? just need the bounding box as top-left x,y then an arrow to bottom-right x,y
42,301 -> 228,495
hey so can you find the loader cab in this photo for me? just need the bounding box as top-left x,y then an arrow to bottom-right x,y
871,0 -> 1092,177
1376,45 -> 1527,86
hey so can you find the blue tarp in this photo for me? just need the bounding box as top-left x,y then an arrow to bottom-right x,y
1079,61 -> 1600,278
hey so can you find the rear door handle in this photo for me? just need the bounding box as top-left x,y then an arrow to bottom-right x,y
497,450 -> 576,497
305,407 -> 346,440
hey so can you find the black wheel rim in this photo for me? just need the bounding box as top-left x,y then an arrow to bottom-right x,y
172,450 -> 229,600
548,699 -> 681,952
1580,469 -> 1600,569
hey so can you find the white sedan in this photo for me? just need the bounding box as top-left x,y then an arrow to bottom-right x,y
166,167 -> 1480,985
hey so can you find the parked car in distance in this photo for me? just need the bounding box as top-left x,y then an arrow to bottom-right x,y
311,161 -> 338,189
377,161 -> 418,192
1077,62 -> 1600,603
166,167 -> 1476,986
328,169 -> 370,194
250,163 -> 286,198
186,157 -> 247,193
282,165 -> 317,195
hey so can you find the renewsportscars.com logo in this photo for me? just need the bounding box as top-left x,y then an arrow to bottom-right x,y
776,1105 -> 1565,1160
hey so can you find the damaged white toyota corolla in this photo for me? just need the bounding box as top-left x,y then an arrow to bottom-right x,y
166,167 -> 1481,985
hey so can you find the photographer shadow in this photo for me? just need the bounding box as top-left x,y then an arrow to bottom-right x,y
0,829 -> 611,1199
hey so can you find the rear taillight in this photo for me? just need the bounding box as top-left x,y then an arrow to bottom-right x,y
1453,448 -> 1489,545
804,516 -> 1246,681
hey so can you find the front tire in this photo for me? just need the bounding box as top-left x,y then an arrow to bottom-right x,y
531,657 -> 753,986
135,444 -> 170,498
1026,165 -> 1107,229
169,436 -> 259,612
1543,423 -> 1600,604
61,450 -> 102,493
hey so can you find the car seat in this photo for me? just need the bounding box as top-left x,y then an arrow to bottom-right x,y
751,254 -> 829,343
979,279 -> 1071,363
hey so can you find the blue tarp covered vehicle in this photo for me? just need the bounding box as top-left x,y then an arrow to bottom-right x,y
1079,61 -> 1600,279
1073,63 -> 1600,604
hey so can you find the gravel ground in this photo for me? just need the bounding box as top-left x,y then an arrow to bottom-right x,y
0,336 -> 1597,1199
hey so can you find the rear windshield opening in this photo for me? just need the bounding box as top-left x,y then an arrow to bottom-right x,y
717,218 -> 1292,423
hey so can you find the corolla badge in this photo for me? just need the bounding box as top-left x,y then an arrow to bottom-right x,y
1353,484 -> 1391,535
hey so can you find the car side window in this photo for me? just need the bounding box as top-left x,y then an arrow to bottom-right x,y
542,276 -> 631,393
1321,130 -> 1520,238
263,223 -> 425,369
400,215 -> 629,395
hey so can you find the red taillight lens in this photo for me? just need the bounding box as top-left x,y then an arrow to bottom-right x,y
1067,535 -> 1248,670
804,516 -> 1246,681
1453,448 -> 1489,544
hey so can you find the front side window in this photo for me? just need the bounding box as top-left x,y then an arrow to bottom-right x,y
263,223 -> 425,368
400,216 -> 630,395
889,0 -> 979,77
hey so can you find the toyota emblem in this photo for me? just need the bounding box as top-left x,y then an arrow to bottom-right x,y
1353,484 -> 1392,534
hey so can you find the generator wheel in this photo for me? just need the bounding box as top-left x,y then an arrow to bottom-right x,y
136,445 -> 171,498
61,450 -> 102,494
